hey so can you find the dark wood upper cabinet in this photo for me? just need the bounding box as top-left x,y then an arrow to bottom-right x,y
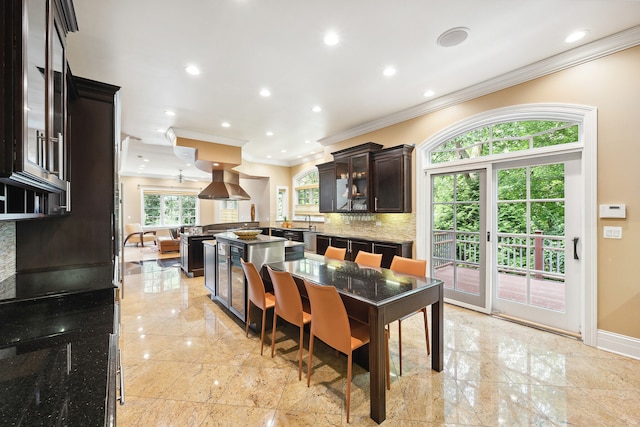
0,0 -> 77,219
372,144 -> 414,213
316,142 -> 413,213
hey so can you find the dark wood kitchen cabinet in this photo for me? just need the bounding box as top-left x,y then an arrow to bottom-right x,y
1,0 -> 78,219
372,144 -> 414,213
316,142 -> 412,213
16,77 -> 121,272
317,162 -> 335,213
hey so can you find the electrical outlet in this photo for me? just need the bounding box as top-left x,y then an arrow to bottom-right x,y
603,226 -> 622,239
376,221 -> 382,226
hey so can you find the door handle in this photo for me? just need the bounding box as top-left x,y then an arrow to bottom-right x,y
572,237 -> 579,260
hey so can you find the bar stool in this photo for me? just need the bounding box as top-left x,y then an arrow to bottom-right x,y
240,259 -> 275,355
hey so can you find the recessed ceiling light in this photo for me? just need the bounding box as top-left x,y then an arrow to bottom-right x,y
281,149 -> 287,153
260,88 -> 271,97
312,105 -> 322,112
437,27 -> 470,48
143,158 -> 149,162
310,151 -> 316,154
266,131 -> 274,136
213,162 -> 219,166
266,155 -> 272,159
565,30 -> 588,43
305,140 -> 311,144
383,66 -> 396,77
156,128 -> 166,133
297,155 -> 302,158
164,110 -> 175,116
423,89 -> 435,97
221,122 -> 230,128
324,31 -> 339,46
185,64 -> 200,75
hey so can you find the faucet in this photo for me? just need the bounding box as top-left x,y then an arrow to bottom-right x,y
306,215 -> 314,231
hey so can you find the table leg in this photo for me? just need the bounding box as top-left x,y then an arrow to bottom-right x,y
369,307 -> 386,423
431,285 -> 444,372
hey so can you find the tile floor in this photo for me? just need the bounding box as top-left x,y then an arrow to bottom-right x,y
117,247 -> 640,426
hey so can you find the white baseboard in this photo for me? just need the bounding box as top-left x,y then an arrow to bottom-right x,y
597,330 -> 640,360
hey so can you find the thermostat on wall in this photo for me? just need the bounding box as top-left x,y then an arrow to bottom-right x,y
599,204 -> 626,219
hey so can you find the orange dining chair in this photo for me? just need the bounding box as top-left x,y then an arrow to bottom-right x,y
267,266 -> 312,380
324,245 -> 346,260
303,279 -> 370,423
389,255 -> 429,375
241,259 -> 276,355
354,250 -> 382,268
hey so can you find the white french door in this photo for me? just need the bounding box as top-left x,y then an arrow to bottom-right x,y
430,169 -> 488,311
428,155 -> 582,335
492,155 -> 582,335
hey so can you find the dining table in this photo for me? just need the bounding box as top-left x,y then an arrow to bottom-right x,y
263,253 -> 443,424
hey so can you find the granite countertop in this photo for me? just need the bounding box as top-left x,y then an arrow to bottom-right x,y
0,265 -> 115,426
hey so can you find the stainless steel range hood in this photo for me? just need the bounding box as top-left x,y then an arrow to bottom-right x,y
198,170 -> 250,200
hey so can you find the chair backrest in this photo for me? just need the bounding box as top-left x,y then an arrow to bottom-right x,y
389,256 -> 427,277
124,223 -> 142,235
354,251 -> 382,268
267,266 -> 304,326
324,246 -> 346,260
303,279 -> 351,354
241,259 -> 267,309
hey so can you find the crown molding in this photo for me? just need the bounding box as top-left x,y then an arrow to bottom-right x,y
242,151 -> 325,168
318,24 -> 640,147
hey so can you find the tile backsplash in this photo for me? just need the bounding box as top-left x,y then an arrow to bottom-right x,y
0,222 -> 16,282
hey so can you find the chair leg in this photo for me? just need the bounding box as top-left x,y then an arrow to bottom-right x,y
306,334 -> 315,387
245,301 -> 251,338
271,313 -> 278,358
346,353 -> 352,423
422,307 -> 431,355
260,307 -> 267,356
298,325 -> 304,381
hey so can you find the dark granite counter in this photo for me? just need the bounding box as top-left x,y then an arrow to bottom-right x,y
0,265 -> 116,426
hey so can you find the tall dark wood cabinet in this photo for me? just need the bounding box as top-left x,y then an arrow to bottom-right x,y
16,77 -> 120,271
317,162 -> 335,213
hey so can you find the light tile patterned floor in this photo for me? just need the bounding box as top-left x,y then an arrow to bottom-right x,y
117,247 -> 640,426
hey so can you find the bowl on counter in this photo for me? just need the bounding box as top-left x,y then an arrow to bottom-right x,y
230,229 -> 263,240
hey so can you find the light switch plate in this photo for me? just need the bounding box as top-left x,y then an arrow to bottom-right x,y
603,226 -> 622,239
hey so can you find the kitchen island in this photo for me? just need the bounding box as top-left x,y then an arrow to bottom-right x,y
205,232 -> 286,323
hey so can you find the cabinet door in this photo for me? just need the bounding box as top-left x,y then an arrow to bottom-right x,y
350,154 -> 370,212
317,163 -> 335,212
216,243 -> 229,306
204,244 -> 216,294
373,146 -> 413,213
229,245 -> 245,320
335,160 -> 350,212
350,239 -> 373,262
373,242 -> 401,269
316,235 -> 330,255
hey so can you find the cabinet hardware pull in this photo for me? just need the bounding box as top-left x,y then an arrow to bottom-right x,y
573,237 -> 579,260
117,348 -> 125,404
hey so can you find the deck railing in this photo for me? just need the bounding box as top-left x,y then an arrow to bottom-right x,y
432,229 -> 565,279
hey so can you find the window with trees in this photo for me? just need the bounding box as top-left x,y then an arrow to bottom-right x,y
142,190 -> 198,227
430,120 -> 579,164
293,169 -> 322,221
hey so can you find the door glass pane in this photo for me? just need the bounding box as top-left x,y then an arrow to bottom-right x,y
51,25 -> 64,176
496,163 -> 567,313
26,0 -> 47,167
433,175 -> 454,202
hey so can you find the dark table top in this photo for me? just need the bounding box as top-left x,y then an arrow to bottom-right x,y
266,253 -> 441,306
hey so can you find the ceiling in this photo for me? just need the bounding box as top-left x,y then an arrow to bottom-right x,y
65,0 -> 640,182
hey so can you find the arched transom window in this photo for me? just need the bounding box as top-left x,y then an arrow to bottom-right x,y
429,120 -> 579,165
